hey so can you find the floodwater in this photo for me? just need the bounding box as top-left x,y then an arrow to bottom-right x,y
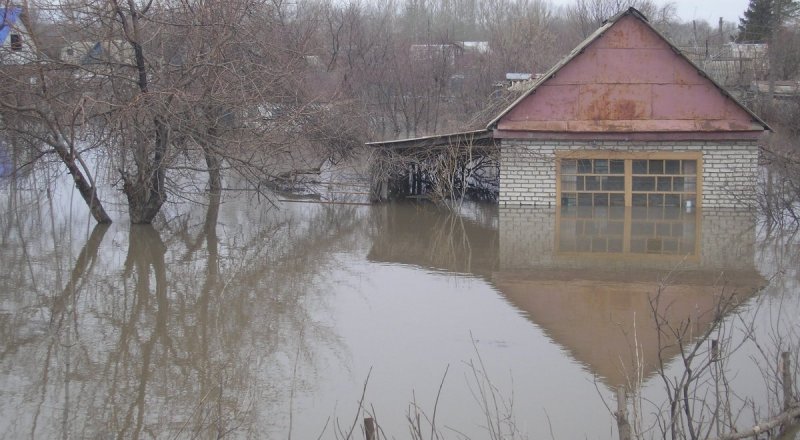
1,174 -> 799,439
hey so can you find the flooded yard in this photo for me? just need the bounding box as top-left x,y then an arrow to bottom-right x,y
1,176 -> 799,439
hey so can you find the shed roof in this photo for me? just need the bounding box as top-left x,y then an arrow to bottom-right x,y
487,7 -> 771,135
365,129 -> 493,150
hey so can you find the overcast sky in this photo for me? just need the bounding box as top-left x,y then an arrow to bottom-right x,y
546,0 -> 749,25
668,0 -> 748,24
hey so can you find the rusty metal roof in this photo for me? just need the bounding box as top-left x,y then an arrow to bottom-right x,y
486,7 -> 771,132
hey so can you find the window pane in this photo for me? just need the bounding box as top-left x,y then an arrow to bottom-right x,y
632,194 -> 647,206
682,160 -> 697,175
604,176 -> 624,191
633,160 -> 647,174
561,159 -> 577,174
685,177 -> 696,192
578,159 -> 592,173
665,160 -> 681,174
648,194 -> 664,207
633,176 -> 655,191
576,176 -> 585,191
594,159 -> 608,174
673,177 -> 684,192
610,193 -> 625,206
585,176 -> 600,190
594,193 -> 609,206
561,175 -> 577,191
657,177 -> 672,191
665,194 -> 681,207
649,160 -> 664,174
610,160 -> 625,174
562,193 -> 577,206
578,193 -> 593,206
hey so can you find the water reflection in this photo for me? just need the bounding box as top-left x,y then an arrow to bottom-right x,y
0,175 -> 788,438
367,203 -> 499,276
499,206 -> 764,387
557,206 -> 698,256
369,203 -> 765,388
0,179 -> 363,438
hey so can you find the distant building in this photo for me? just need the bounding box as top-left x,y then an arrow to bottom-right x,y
682,42 -> 769,88
0,6 -> 37,65
457,41 -> 490,54
410,43 -> 463,66
60,40 -> 135,65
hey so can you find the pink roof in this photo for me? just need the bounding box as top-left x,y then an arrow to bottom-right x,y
491,9 -> 768,137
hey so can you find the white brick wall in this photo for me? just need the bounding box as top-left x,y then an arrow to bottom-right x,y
499,140 -> 759,209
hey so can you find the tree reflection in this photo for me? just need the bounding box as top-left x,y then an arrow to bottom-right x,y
0,186 -> 364,438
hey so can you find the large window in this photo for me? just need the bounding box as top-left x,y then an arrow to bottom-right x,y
558,153 -> 701,208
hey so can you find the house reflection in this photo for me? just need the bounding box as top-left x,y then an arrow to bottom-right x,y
368,203 -> 765,388
501,205 -> 764,388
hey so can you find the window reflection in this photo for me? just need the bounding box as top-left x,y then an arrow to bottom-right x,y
557,206 -> 698,256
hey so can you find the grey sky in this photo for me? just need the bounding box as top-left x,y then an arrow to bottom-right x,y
669,0 -> 748,24
547,0 -> 749,25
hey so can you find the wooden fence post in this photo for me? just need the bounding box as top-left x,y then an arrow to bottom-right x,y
364,417 -> 376,440
783,351 -> 794,411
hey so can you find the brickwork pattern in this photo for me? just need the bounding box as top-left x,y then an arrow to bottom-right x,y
499,140 -> 759,209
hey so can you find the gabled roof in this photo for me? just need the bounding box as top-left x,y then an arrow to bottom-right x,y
487,8 -> 771,132
0,7 -> 22,45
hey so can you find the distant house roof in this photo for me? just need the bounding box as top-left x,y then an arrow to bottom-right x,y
458,41 -> 490,54
487,7 -> 771,134
0,7 -> 22,45
505,73 -> 532,81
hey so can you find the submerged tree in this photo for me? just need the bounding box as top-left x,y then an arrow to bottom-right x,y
0,0 -> 362,224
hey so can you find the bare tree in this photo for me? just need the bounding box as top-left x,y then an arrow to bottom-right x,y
1,0 -> 362,224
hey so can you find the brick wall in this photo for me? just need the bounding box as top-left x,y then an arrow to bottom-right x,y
499,140 -> 759,209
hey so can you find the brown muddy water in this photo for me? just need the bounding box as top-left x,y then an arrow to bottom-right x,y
1,176 -> 799,439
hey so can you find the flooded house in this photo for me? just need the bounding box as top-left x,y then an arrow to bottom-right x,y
370,8 -> 770,209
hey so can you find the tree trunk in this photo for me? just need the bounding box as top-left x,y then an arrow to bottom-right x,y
204,126 -> 222,197
123,117 -> 168,224
51,138 -> 112,224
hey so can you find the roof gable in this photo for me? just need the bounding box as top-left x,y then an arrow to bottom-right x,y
489,8 -> 769,134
